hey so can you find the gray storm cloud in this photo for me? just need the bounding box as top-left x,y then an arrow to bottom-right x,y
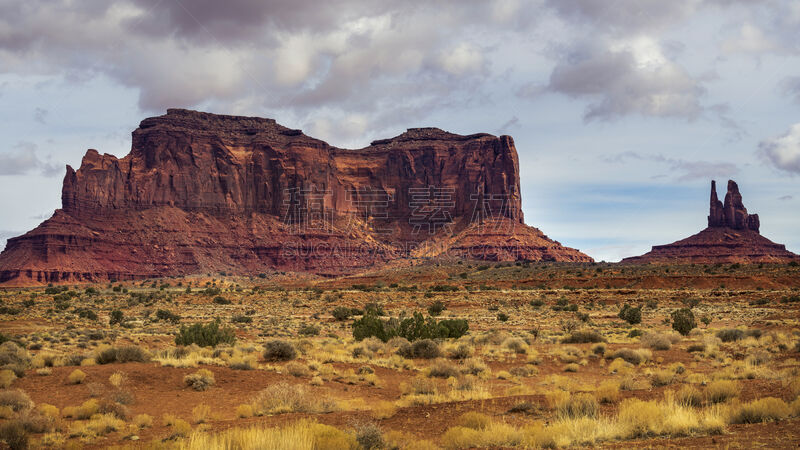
0,0 -> 797,147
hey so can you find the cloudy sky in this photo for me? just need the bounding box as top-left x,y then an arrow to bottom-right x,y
1,0 -> 799,261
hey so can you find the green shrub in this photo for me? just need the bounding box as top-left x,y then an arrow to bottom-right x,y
175,321 -> 236,347
75,308 -> 98,321
353,312 -> 468,342
352,313 -> 392,342
428,285 -> 458,292
155,309 -> 181,324
671,308 -> 696,336
497,312 -> 509,322
213,296 -> 231,305
618,304 -> 641,325
109,309 -> 124,326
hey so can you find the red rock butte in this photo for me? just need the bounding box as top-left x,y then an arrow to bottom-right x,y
0,109 -> 592,286
622,180 -> 799,264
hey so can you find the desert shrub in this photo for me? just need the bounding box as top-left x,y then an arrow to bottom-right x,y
332,307 -> 358,321
0,390 -> 33,412
496,312 -> 509,322
353,312 -> 468,342
192,403 -> 212,423
263,340 -> 297,361
155,309 -> 181,324
109,371 -> 125,388
407,339 -> 441,359
618,304 -> 642,325
503,337 -> 528,354
75,308 -> 98,320
67,369 -> 86,384
285,362 -> 310,377
706,380 -> 738,404
111,389 -> 135,405
297,324 -> 320,336
71,399 -> 100,419
133,414 -> 153,428
231,315 -> 252,324
716,328 -> 745,342
0,420 -> 27,450
0,370 -> 16,388
354,422 -> 384,450
671,308 -> 696,336
236,404 -> 253,418
687,343 -> 705,353
250,382 -> 337,415
213,296 -> 231,305
95,345 -> 150,364
0,342 -> 30,375
352,313 -> 392,342
98,399 -> 130,420
229,354 -> 257,370
562,329 -> 605,344
730,397 -> 790,423
674,385 -> 703,407
427,301 -> 446,317
427,359 -> 459,378
641,333 -> 672,350
554,392 -> 598,419
595,380 -> 620,403
564,363 -> 579,372
109,309 -> 124,325
608,348 -> 649,365
650,369 -> 675,386
0,307 -> 21,315
167,418 -> 192,439
184,369 -> 215,391
363,302 -> 386,315
461,358 -> 487,376
447,342 -> 474,360
591,342 -> 607,355
175,321 -> 236,347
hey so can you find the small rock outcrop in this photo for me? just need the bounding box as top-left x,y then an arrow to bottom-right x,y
623,180 -> 798,264
0,109 -> 592,285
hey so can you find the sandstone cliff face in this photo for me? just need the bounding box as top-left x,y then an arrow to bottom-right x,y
624,179 -> 798,264
0,109 -> 591,285
708,180 -> 760,232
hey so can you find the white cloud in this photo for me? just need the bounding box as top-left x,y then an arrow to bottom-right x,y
760,123 -> 800,175
438,43 -> 485,76
722,23 -> 776,54
307,113 -> 370,145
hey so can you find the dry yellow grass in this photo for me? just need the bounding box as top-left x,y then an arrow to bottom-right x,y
178,420 -> 358,450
